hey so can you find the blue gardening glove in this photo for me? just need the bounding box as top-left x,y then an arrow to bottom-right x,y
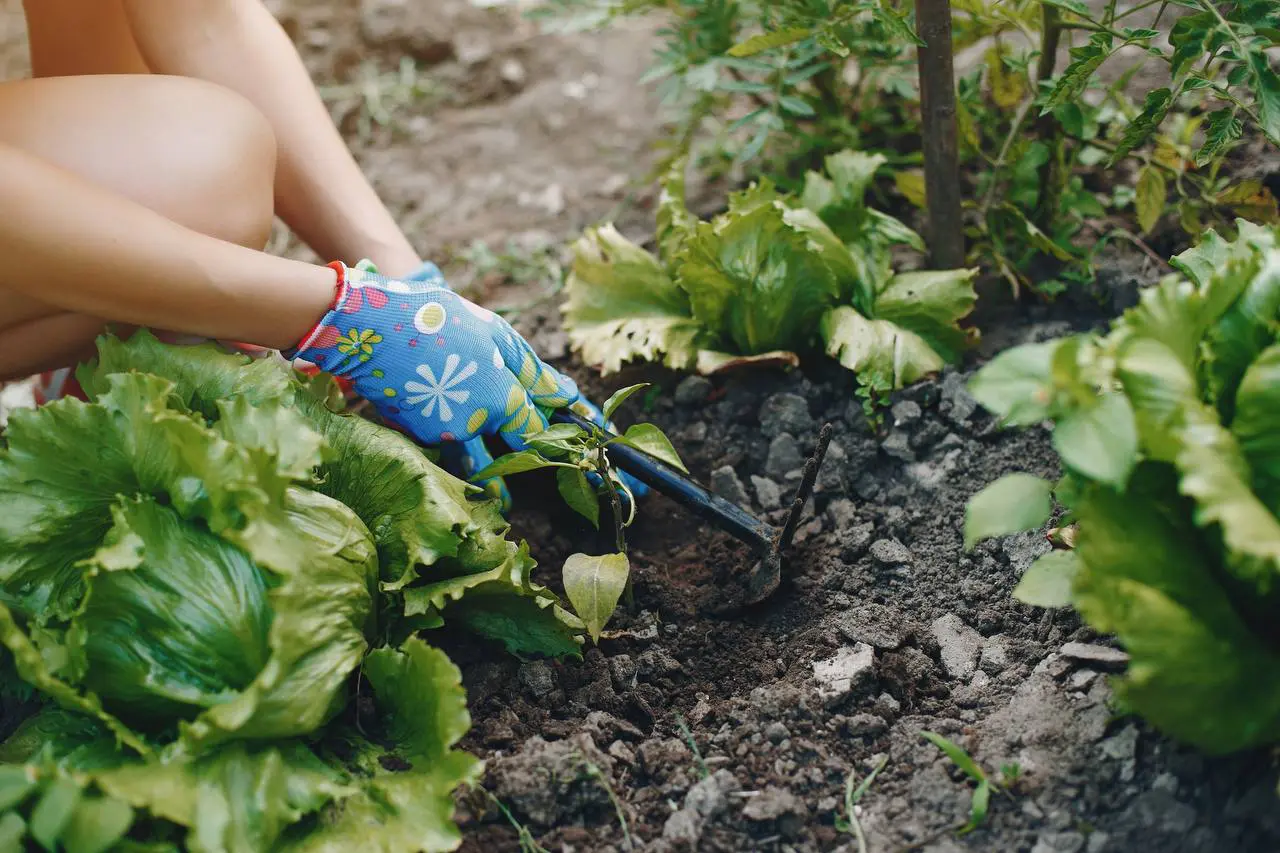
397,261 -> 650,509
291,262 -> 647,512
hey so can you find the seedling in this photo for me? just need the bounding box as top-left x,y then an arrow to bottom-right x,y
919,731 -> 1017,836
835,755 -> 889,853
485,791 -> 551,853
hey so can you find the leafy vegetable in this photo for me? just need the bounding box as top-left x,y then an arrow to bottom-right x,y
964,222 -> 1280,754
563,151 -> 977,392
0,330 -> 579,850
561,553 -> 631,642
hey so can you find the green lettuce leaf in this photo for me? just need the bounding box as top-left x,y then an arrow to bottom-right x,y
1232,343 -> 1280,512
872,269 -> 979,363
562,225 -> 701,374
1073,472 -> 1280,754
678,185 -> 841,355
286,639 -> 481,853
821,306 -> 945,392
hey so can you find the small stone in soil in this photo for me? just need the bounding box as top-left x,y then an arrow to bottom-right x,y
759,393 -> 813,438
764,722 -> 790,744
1031,832 -> 1086,853
836,603 -> 908,649
930,613 -> 983,679
880,429 -> 916,462
683,421 -> 708,443
741,786 -> 807,824
869,538 -> 913,565
811,642 -> 875,707
1059,641 -> 1130,669
607,654 -> 637,691
765,433 -> 805,480
825,498 -> 858,529
891,399 -> 923,427
751,475 -> 783,510
674,375 -> 713,406
844,712 -> 888,737
1003,530 -> 1052,573
518,660 -> 557,697
710,465 -> 751,507
980,634 -> 1011,673
836,522 -> 876,561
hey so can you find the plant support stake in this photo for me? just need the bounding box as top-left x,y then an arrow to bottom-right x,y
915,0 -> 964,269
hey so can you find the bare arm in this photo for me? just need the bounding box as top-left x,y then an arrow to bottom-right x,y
0,142 -> 335,350
121,0 -> 424,277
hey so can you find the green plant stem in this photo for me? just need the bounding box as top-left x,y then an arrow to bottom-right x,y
979,97 -> 1035,217
1037,4 -> 1061,83
1113,0 -> 1167,20
597,446 -> 626,555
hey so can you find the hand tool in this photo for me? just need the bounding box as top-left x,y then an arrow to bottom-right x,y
550,409 -> 834,604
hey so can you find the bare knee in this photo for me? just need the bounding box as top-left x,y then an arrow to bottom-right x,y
156,78 -> 279,249
0,75 -> 278,249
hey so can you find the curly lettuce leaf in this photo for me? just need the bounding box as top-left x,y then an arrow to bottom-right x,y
821,306 -> 946,392
678,185 -> 841,355
286,639 -> 481,853
0,369 -> 323,622
1232,343 -> 1280,513
1073,472 -> 1280,754
872,269 -> 979,363
563,225 -> 701,374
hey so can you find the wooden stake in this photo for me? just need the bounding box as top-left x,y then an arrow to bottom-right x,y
914,0 -> 964,269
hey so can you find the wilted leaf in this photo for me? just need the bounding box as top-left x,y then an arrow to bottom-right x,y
985,45 -> 1024,109
727,27 -> 812,57
562,553 -> 631,642
894,170 -> 927,208
964,474 -> 1054,550
1135,164 -> 1167,234
1013,550 -> 1081,608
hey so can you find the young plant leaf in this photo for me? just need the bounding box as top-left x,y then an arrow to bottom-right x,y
471,449 -> 557,481
920,731 -> 986,782
615,424 -> 688,473
1197,109 -> 1244,167
967,340 -> 1060,425
1108,88 -> 1172,166
557,467 -> 601,529
1135,165 -> 1166,235
1052,393 -> 1138,489
602,383 -> 650,421
959,779 -> 991,835
964,474 -> 1054,550
1013,550 -> 1081,608
1042,33 -> 1113,115
562,553 -> 630,642
524,423 -> 583,443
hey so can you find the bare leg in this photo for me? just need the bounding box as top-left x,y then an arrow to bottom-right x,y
22,0 -> 151,78
0,74 -> 278,380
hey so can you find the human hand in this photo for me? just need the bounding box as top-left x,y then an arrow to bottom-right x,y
397,262 -> 650,510
290,261 -> 647,511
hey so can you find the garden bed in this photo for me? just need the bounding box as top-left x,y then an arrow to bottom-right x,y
1,0 -> 1278,850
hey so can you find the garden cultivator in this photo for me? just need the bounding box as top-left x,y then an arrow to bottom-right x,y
552,409 -> 834,604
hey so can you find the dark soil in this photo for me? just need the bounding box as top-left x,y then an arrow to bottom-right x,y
2,1 -> 1279,851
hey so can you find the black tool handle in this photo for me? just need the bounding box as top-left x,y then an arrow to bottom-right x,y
550,409 -> 776,552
